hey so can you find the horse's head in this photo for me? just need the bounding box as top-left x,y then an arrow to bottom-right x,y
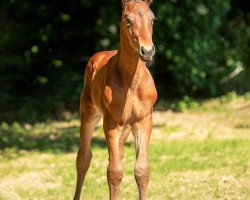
121,0 -> 155,62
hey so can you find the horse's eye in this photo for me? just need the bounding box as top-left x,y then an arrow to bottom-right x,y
124,18 -> 131,27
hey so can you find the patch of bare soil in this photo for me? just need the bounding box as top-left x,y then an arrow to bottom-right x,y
0,170 -> 62,200
151,106 -> 250,141
150,170 -> 249,200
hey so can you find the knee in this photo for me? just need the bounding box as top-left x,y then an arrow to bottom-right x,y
134,162 -> 150,183
107,164 -> 123,185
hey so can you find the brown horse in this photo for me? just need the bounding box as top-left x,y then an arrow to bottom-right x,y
73,0 -> 157,199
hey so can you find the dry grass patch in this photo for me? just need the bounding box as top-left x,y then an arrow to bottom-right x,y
148,169 -> 250,200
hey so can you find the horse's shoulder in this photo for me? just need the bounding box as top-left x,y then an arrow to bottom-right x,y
89,50 -> 117,71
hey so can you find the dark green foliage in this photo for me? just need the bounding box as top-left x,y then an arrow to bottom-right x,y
0,0 -> 249,122
152,0 -> 249,96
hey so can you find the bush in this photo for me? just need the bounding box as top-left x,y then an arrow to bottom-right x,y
152,0 -> 249,96
169,95 -> 200,112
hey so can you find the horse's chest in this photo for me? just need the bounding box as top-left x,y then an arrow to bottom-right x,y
104,86 -> 149,124
130,95 -> 147,119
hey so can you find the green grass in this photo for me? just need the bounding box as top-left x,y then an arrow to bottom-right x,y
0,139 -> 249,200
0,95 -> 250,199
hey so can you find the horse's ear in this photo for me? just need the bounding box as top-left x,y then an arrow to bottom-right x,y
143,0 -> 153,6
122,0 -> 131,5
122,0 -> 153,6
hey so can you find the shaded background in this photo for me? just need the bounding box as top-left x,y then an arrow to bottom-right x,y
0,0 -> 249,122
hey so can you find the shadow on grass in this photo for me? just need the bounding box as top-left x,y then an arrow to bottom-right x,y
0,125 -> 132,152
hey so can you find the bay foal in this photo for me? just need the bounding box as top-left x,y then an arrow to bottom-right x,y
74,0 -> 157,199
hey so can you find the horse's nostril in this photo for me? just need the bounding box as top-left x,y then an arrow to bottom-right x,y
140,47 -> 146,56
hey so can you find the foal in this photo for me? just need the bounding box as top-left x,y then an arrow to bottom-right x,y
74,0 -> 157,199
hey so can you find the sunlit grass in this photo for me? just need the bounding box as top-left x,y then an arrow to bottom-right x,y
0,94 -> 250,199
0,139 -> 249,200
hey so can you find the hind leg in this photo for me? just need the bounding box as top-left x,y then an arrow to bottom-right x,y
73,101 -> 101,200
118,125 -> 131,166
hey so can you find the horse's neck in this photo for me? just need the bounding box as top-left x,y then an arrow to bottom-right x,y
114,36 -> 145,88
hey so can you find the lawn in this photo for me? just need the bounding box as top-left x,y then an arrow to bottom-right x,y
0,93 -> 250,200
